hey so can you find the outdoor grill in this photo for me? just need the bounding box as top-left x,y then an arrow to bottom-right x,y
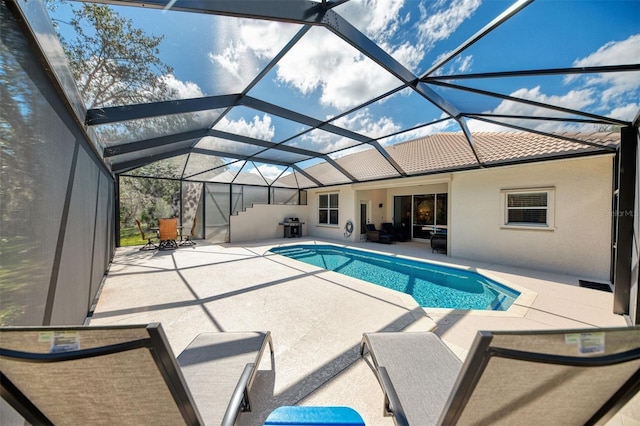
280,217 -> 303,238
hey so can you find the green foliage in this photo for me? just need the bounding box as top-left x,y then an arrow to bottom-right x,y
47,1 -> 193,239
119,226 -> 143,247
119,165 -> 181,229
50,1 -> 175,108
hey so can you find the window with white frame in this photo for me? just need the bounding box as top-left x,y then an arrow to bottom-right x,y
502,188 -> 554,228
319,193 -> 339,225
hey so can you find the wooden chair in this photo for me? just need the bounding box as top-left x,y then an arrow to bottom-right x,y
135,219 -> 157,250
158,217 -> 178,250
180,216 -> 197,247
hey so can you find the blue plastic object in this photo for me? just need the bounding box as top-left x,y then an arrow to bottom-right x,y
264,406 -> 365,425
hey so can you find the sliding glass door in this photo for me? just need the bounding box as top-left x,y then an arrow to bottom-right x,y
394,193 -> 448,240
393,196 -> 412,240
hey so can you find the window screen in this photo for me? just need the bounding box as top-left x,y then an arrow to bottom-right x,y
507,192 -> 548,225
319,193 -> 339,225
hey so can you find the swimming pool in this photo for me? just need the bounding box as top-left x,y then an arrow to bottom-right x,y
269,244 -> 520,311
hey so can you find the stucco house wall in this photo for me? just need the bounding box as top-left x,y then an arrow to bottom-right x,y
262,154 -> 615,281
230,204 -> 308,242
450,155 -> 615,281
306,185 -> 358,242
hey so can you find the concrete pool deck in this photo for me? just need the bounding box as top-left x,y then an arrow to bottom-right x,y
89,238 -> 638,425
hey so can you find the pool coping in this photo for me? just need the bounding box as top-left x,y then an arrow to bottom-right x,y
267,241 -> 537,318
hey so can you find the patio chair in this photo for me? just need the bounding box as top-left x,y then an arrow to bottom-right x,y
180,216 -> 197,247
135,219 -> 157,250
365,224 -> 393,244
430,233 -> 447,253
0,323 -> 274,426
158,217 -> 179,250
381,223 -> 406,242
360,327 -> 640,426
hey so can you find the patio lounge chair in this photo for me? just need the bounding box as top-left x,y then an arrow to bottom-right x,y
0,323 -> 274,426
360,327 -> 640,426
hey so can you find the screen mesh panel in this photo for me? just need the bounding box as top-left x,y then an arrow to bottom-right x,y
0,4 -> 114,326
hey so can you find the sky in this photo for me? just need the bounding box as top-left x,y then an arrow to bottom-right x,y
50,0 -> 640,180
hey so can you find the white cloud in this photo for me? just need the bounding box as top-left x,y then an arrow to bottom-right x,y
208,42 -> 247,80
338,0 -> 406,44
466,35 -> 640,133
380,114 -> 458,144
159,74 -> 204,99
381,40 -> 425,71
275,27 -> 408,109
239,20 -> 295,59
453,55 -> 473,73
431,53 -> 474,76
564,34 -> 640,115
202,1 -> 423,110
299,128 -> 356,153
156,74 -> 222,126
208,19 -> 299,91
215,114 -> 275,140
200,1 -> 426,110
509,86 -> 595,112
277,23 -> 422,109
467,86 -> 597,133
249,164 -> 285,180
299,109 -> 401,152
333,110 -> 401,138
571,34 -> 640,69
417,0 -> 481,48
609,103 -> 640,122
327,144 -> 372,159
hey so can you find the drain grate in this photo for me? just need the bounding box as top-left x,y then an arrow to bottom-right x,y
579,280 -> 612,293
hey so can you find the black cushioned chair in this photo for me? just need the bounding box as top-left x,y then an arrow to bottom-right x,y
365,224 -> 393,244
381,223 -> 405,242
431,233 -> 447,253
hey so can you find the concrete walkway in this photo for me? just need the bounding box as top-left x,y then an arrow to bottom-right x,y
90,238 -> 636,425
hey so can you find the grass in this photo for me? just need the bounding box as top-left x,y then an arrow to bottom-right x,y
120,226 -> 146,247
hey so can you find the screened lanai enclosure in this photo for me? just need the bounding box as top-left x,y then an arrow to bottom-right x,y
1,0 -> 639,326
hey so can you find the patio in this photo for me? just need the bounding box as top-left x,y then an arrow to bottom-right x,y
89,238 -> 637,425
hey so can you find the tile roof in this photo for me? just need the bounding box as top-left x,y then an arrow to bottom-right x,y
387,133 -> 478,175
281,131 -> 619,188
334,147 -> 401,181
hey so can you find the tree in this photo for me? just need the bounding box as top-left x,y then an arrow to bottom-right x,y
50,1 -> 176,108
46,2 -> 225,235
119,162 -> 181,227
48,1 -> 220,155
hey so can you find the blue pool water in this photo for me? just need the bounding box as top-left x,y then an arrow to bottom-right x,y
269,245 -> 520,311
